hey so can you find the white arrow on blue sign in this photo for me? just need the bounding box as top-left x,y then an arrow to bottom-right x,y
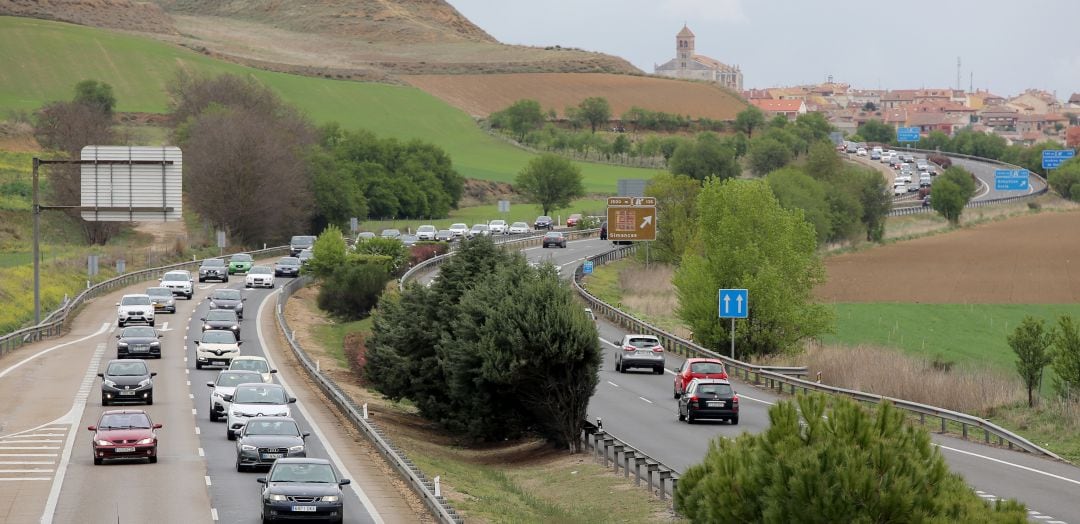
582,260 -> 593,275
897,127 -> 920,142
1042,149 -> 1075,170
994,169 -> 1029,191
719,289 -> 749,319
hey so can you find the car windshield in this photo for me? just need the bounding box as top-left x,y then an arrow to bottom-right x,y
233,386 -> 287,404
212,290 -> 241,301
381,229 -> 400,236
231,359 -> 269,373
418,225 -> 435,232
626,337 -> 659,349
291,236 -> 315,247
269,463 -> 337,483
490,220 -> 505,226
545,232 -> 563,238
231,254 -> 253,262
451,223 -> 466,230
246,420 -> 300,436
277,258 -> 300,266
121,296 -> 151,306
248,266 -> 272,274
202,259 -> 225,267
205,310 -> 237,322
202,331 -> 237,344
146,288 -> 171,297
98,413 -> 151,430
122,327 -> 156,338
693,384 -> 733,396
690,362 -> 725,374
437,230 -> 451,236
511,222 -> 527,228
106,361 -> 148,376
217,372 -> 259,387
537,216 -> 551,222
471,225 -> 486,230
162,273 -> 187,281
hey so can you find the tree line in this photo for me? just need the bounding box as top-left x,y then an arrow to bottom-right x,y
1009,314 -> 1080,408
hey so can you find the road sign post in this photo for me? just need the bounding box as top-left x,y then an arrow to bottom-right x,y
1042,149 -> 1075,170
897,127 -> 921,143
718,289 -> 749,359
605,197 -> 656,242
994,169 -> 1029,191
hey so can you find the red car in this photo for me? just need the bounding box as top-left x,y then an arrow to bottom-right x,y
88,409 -> 162,465
673,358 -> 729,398
566,213 -> 583,227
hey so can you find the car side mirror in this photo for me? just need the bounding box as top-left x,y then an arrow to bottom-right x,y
193,341 -> 200,345
115,335 -> 120,339
206,382 -> 215,388
115,302 -> 120,306
152,423 -> 162,429
200,318 -> 206,321
288,397 -> 297,404
339,479 -> 351,486
256,477 -> 267,484
157,334 -> 162,339
270,369 -> 278,374
150,372 -> 157,377
223,394 -> 233,403
242,298 -> 247,302
87,426 -> 97,431
302,432 -> 310,439
96,373 -> 104,378
237,341 -> 244,345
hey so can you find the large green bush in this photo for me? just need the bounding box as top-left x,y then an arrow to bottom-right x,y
316,258 -> 391,320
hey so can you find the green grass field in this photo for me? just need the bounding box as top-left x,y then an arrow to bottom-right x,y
0,16 -> 658,191
825,303 -> 1080,372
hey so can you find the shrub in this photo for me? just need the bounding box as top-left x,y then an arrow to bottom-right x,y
928,153 -> 953,169
316,261 -> 391,320
354,237 -> 409,274
407,242 -> 449,267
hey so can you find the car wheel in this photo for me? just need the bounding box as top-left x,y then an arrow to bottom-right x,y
148,455 -> 157,464
101,396 -> 109,406
677,410 -> 685,421
146,395 -> 153,406
235,458 -> 244,472
245,284 -> 251,288
94,457 -> 103,465
199,277 -> 205,283
686,412 -> 695,424
227,428 -> 235,441
149,320 -> 155,327
731,416 -> 739,425
186,293 -> 193,300
117,321 -> 124,328
210,410 -> 219,422
196,361 -> 204,370
673,387 -> 680,399
655,367 -> 664,375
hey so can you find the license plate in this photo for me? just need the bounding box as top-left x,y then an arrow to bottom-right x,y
133,347 -> 148,352
706,401 -> 723,407
635,350 -> 651,356
115,447 -> 136,453
120,390 -> 136,396
292,506 -> 317,512
261,453 -> 283,459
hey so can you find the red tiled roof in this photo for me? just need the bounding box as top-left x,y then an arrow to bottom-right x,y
1018,113 -> 1068,123
750,99 -> 805,112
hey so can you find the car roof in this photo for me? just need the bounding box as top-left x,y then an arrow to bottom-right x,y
231,355 -> 266,361
122,293 -> 151,298
245,416 -> 297,424
275,457 -> 331,465
236,382 -> 285,390
106,358 -> 148,365
163,270 -> 190,275
102,409 -> 150,415
688,378 -> 731,387
686,357 -> 723,363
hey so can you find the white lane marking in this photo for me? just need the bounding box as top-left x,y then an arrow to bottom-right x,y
0,446 -> 58,450
204,475 -> 212,486
185,369 -> 189,375
0,454 -> 57,457
211,508 -> 219,521
186,380 -> 190,386
109,326 -> 116,334
198,284 -> 214,290
189,394 -> 194,399
606,381 -> 620,388
936,444 -> 1080,487
259,289 -> 386,524
740,394 -> 774,406
0,323 -> 109,380
191,408 -> 197,415
638,396 -> 653,404
0,468 -> 53,473
195,427 -> 200,435
0,477 -> 49,481
198,447 -> 204,457
0,461 -> 55,465
160,322 -> 169,331
41,341 -> 106,524
0,440 -> 62,444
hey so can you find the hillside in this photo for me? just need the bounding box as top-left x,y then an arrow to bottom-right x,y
406,73 -> 747,119
0,0 -> 176,34
0,17 -> 658,192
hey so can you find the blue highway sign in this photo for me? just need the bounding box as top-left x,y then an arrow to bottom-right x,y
897,127 -> 921,142
1042,149 -> 1075,170
582,260 -> 593,275
994,169 -> 1029,191
719,289 -> 749,319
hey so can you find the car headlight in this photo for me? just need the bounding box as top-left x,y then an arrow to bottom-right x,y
209,301 -> 217,308
104,379 -> 117,387
241,444 -> 257,451
288,445 -> 304,453
231,325 -> 239,330
138,379 -> 152,387
117,342 -> 128,347
117,311 -> 124,317
150,342 -> 160,347
268,494 -> 288,502
135,437 -> 154,445
321,496 -> 339,502
95,439 -> 112,446
166,299 -> 174,305
213,392 -> 224,399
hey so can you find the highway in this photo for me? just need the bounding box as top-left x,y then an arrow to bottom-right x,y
0,261 -> 417,523
499,237 -> 1080,523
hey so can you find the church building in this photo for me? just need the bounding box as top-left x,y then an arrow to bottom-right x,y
654,25 -> 743,92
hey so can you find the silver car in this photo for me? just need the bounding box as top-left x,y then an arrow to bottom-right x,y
206,370 -> 263,422
614,334 -> 665,374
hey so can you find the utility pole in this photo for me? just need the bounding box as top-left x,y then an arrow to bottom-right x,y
32,158 -> 41,324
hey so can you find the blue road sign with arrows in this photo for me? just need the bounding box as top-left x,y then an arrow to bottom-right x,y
582,260 -> 593,275
1043,149 -> 1075,170
719,289 -> 749,319
994,169 -> 1029,191
897,127 -> 921,142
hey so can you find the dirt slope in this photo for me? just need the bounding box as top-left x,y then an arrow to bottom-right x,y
0,0 -> 176,34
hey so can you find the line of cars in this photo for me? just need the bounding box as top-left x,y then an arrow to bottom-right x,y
612,333 -> 741,425
354,213 -> 592,246
94,248 -> 350,522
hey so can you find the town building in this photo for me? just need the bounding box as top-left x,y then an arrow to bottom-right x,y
749,99 -> 807,120
654,25 -> 743,92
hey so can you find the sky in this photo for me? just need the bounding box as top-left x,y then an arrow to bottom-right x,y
446,0 -> 1080,99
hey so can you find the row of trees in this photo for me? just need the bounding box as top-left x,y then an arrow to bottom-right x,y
1009,315 -> 1080,407
169,72 -> 464,245
304,225 -> 398,320
365,238 -> 600,449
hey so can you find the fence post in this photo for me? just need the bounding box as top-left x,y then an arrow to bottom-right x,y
657,469 -> 673,501
610,443 -> 625,474
622,450 -> 636,478
645,461 -> 659,496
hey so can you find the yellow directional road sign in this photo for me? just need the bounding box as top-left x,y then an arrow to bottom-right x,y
606,197 -> 656,241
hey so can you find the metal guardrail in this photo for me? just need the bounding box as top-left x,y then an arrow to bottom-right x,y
0,245 -> 290,357
574,244 -> 1063,461
581,420 -> 681,508
275,276 -> 463,524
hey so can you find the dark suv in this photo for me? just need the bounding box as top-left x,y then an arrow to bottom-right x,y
534,215 -> 554,230
289,235 -> 316,257
199,258 -> 229,283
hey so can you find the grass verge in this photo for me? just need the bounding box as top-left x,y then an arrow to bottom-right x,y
986,401 -> 1080,463
312,316 -> 372,370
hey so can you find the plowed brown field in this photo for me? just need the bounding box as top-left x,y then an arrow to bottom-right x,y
404,73 -> 746,119
817,211 -> 1080,303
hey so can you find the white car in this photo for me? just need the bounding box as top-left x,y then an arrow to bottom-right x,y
116,294 -> 155,327
244,266 -> 275,289
228,356 -> 277,383
416,225 -> 437,241
226,383 -> 295,440
893,183 -> 907,196
206,369 -> 263,422
487,220 -> 508,235
159,270 -> 193,299
448,223 -> 469,238
194,329 -> 241,369
856,148 -> 867,156
508,221 -> 530,234
469,224 -> 490,237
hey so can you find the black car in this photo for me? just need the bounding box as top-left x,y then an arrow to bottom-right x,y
99,359 -> 156,405
289,235 -> 316,257
677,379 -> 739,425
600,221 -> 608,240
542,231 -> 567,248
534,215 -> 554,230
236,417 -> 309,472
116,326 -> 162,359
258,458 -> 350,523
209,289 -> 246,319
199,258 -> 229,283
435,229 -> 454,242
274,257 -> 301,278
201,309 -> 241,338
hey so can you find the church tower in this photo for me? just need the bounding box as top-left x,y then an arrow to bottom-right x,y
676,25 -> 695,69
